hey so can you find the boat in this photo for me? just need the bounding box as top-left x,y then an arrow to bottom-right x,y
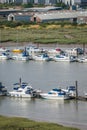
65,48 -> 84,56
0,82 -> 8,96
77,56 -> 87,63
84,92 -> 87,99
0,47 -> 8,52
53,53 -> 76,62
9,82 -> 35,98
9,82 -> 39,98
12,48 -> 23,53
26,45 -> 44,55
62,86 -> 76,98
48,48 -> 61,54
0,52 -> 10,60
33,53 -> 51,61
53,53 -> 70,62
12,51 -> 29,61
40,88 -> 70,100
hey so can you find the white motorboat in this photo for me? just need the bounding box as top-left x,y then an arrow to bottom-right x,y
33,53 -> 51,61
0,52 -> 10,60
62,86 -> 76,98
0,82 -> 8,96
77,56 -> 87,63
9,82 -> 37,98
47,48 -> 61,55
84,92 -> 87,99
40,88 -> 70,100
53,54 -> 76,62
53,53 -> 70,62
65,48 -> 83,56
0,47 -> 8,52
26,45 -> 44,57
12,51 -> 29,61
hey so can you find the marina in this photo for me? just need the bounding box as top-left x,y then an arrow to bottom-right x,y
0,46 -> 85,62
0,45 -> 87,130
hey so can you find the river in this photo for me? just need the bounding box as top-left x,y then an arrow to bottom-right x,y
0,58 -> 87,130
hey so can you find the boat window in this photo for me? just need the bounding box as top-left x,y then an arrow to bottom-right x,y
25,90 -> 31,94
48,92 -> 52,94
52,88 -> 61,92
68,86 -> 76,90
58,92 -> 66,95
17,90 -> 22,92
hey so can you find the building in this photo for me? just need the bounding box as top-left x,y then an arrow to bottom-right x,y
0,0 -> 87,7
34,0 -> 57,5
63,0 -> 87,7
8,12 -> 33,21
31,10 -> 87,23
77,16 -> 87,24
62,0 -> 81,6
0,0 -> 34,4
23,6 -> 62,12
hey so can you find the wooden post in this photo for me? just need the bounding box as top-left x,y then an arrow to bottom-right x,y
37,43 -> 39,48
19,77 -> 21,87
75,80 -> 78,99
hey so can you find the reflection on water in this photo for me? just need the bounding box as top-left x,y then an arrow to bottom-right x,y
0,96 -> 87,129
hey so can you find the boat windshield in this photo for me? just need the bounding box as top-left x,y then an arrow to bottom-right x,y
68,86 -> 76,91
52,88 -> 61,92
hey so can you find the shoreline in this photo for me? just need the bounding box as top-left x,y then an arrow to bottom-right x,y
0,42 -> 86,49
28,117 -> 87,130
1,114 -> 87,130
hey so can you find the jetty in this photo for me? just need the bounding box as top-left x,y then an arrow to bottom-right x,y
73,80 -> 87,101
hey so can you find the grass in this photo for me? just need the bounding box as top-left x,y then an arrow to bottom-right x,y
0,115 -> 79,130
0,24 -> 87,45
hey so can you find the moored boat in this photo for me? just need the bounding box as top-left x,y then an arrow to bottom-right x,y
53,54 -> 77,62
0,52 -> 10,60
9,82 -> 36,98
84,92 -> 87,99
33,53 -> 51,61
12,50 -> 29,61
0,82 -> 8,96
9,80 -> 41,98
40,88 -> 70,100
77,56 -> 87,63
53,53 -> 70,62
62,86 -> 76,98
12,48 -> 23,53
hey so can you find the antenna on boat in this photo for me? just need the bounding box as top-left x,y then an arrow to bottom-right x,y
19,77 -> 21,87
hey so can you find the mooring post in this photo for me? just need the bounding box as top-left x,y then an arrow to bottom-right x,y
19,77 -> 21,87
75,80 -> 78,100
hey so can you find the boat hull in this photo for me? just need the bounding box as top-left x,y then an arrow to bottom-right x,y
40,93 -> 69,100
9,91 -> 32,98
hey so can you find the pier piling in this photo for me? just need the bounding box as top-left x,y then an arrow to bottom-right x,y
75,80 -> 78,100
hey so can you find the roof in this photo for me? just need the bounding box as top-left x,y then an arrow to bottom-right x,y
23,6 -> 62,12
34,11 -> 87,20
9,12 -> 34,16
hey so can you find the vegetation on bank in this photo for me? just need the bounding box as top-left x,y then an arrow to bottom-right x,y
0,2 -> 68,9
0,115 -> 79,130
0,21 -> 87,45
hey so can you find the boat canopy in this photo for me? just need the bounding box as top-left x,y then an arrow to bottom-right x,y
68,86 -> 76,91
52,88 -> 61,92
